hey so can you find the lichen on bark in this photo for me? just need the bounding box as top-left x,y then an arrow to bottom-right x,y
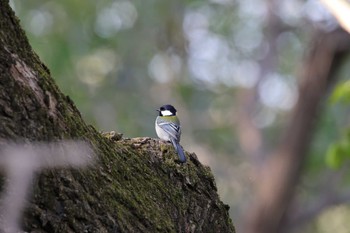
0,1 -> 235,232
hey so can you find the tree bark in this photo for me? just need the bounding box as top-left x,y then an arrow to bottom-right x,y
0,1 -> 235,233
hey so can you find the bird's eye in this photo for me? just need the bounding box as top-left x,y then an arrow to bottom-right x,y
160,107 -> 165,111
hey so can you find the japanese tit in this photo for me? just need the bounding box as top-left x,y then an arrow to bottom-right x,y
155,104 -> 186,163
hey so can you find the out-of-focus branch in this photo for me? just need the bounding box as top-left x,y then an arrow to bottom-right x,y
286,192 -> 350,232
237,0 -> 282,164
284,164 -> 350,232
320,0 -> 350,34
242,28 -> 350,233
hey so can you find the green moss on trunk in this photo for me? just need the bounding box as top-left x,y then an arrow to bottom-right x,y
0,1 -> 235,232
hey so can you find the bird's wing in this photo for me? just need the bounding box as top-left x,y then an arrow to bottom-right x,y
157,120 -> 181,141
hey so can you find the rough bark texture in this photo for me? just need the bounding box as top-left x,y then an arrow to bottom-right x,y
0,1 -> 235,232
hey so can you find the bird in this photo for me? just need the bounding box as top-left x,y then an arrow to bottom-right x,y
155,104 -> 186,163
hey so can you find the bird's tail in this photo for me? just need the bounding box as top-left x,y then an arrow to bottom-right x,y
171,139 -> 186,163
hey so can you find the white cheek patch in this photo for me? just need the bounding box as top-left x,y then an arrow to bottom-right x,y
161,110 -> 173,116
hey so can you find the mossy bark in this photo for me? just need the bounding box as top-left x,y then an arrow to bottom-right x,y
0,1 -> 235,232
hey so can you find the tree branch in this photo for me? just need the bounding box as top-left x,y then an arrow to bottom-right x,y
0,1 -> 235,232
242,28 -> 350,233
320,0 -> 350,34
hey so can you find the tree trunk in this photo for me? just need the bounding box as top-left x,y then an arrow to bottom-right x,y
0,1 -> 235,232
242,28 -> 350,233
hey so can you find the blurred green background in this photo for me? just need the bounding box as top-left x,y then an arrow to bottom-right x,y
9,0 -> 350,232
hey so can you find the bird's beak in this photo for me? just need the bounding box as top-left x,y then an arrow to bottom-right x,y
156,109 -> 160,112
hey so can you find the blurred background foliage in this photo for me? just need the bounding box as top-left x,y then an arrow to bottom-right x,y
9,0 -> 350,232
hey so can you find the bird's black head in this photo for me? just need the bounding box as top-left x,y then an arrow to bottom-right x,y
157,104 -> 177,116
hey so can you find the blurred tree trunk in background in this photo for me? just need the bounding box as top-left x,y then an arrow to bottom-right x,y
242,28 -> 350,233
0,1 -> 235,233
